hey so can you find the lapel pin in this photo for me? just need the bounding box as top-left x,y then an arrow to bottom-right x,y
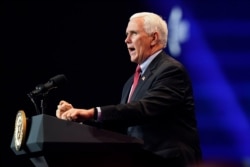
142,76 -> 146,80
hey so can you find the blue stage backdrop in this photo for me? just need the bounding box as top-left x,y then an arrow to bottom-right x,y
143,0 -> 250,163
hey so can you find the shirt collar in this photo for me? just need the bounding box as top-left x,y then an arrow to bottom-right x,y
139,50 -> 162,75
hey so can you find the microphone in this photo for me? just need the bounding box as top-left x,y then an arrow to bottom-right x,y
29,74 -> 67,97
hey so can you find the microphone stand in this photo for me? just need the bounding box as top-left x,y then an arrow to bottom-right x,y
26,74 -> 67,115
27,92 -> 48,115
40,95 -> 48,114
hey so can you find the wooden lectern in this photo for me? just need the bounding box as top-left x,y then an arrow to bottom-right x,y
10,114 -> 146,167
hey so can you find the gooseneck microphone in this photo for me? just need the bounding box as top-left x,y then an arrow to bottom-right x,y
29,74 -> 67,97
27,74 -> 67,114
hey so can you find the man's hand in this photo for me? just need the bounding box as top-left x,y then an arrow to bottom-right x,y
56,100 -> 95,122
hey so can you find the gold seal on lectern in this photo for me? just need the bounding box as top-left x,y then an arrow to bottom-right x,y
14,110 -> 27,151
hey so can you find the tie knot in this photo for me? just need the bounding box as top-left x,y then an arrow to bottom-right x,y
136,65 -> 141,73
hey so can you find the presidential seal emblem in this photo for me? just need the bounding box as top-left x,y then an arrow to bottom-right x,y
14,110 -> 27,151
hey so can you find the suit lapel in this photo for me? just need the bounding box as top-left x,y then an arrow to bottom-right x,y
128,51 -> 167,101
121,76 -> 133,103
129,70 -> 151,101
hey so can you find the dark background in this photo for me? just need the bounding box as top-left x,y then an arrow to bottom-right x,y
2,0 -> 250,166
2,1 -> 146,166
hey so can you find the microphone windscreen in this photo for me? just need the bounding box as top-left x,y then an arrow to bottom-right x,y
50,74 -> 68,87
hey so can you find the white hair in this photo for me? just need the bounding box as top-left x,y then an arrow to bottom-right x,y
130,12 -> 168,48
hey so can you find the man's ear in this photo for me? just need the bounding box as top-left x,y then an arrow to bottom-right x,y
150,32 -> 159,46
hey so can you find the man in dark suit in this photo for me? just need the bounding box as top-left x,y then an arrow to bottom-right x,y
56,12 -> 202,166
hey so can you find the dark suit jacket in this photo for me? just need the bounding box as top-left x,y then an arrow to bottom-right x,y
99,51 -> 202,166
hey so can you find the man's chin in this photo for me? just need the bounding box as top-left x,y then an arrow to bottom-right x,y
130,55 -> 137,63
130,59 -> 137,63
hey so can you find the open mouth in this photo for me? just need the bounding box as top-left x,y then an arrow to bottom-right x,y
128,47 -> 135,52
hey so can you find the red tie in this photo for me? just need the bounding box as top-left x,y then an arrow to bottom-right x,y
128,65 -> 141,102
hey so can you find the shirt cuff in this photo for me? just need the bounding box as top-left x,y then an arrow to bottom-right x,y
95,107 -> 101,121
